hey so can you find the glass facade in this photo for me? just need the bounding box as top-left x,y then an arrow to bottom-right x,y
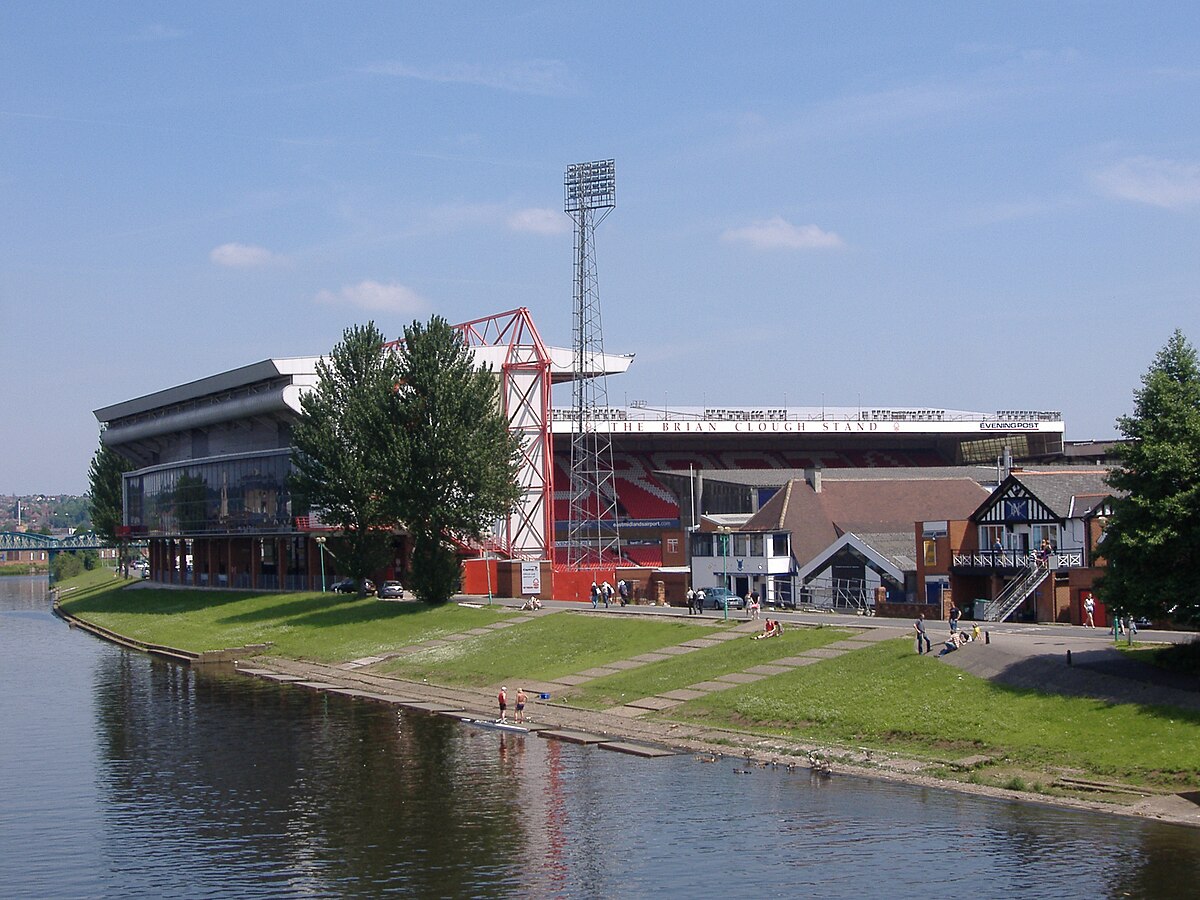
124,450 -> 295,536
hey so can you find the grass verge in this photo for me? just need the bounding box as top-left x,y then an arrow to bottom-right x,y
669,638 -> 1200,790
56,576 -> 515,663
562,625 -> 853,709
376,615 -> 713,686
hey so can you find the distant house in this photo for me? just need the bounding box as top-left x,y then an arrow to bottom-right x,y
929,468 -> 1116,624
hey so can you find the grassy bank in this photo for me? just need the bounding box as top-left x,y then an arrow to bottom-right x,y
669,638 -> 1200,790
56,576 -> 514,663
57,577 -> 1200,794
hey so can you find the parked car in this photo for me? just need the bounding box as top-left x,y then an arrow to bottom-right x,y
331,577 -> 375,595
701,587 -> 742,610
377,580 -> 406,600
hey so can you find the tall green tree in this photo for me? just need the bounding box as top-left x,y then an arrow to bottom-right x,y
291,322 -> 403,593
390,316 -> 523,603
1097,329 -> 1200,626
88,439 -> 132,573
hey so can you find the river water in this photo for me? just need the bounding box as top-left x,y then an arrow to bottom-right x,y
2,576 -> 1198,899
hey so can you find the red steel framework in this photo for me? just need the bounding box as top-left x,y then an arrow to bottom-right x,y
385,308 -> 554,563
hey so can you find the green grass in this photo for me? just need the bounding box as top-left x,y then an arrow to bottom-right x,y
57,577 -> 516,663
563,625 -> 854,709
1121,640 -> 1200,677
672,638 -> 1200,788
376,615 -> 712,687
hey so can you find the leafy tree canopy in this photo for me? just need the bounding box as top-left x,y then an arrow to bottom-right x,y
388,316 -> 523,603
291,322 -> 404,592
87,440 -> 131,543
1097,329 -> 1200,626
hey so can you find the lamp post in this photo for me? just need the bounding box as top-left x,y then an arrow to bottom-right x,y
717,526 -> 731,621
315,536 -> 327,592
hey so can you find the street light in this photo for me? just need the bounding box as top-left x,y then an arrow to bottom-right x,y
314,536 -> 328,592
717,526 -> 731,621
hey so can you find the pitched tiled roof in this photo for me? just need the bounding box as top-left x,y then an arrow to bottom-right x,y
1008,470 -> 1116,518
746,476 -> 990,567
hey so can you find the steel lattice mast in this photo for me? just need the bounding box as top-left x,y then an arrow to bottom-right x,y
564,159 -> 621,568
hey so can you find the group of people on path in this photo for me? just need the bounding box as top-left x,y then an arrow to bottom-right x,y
496,686 -> 528,724
684,587 -> 706,614
590,580 -> 631,608
914,606 -> 982,656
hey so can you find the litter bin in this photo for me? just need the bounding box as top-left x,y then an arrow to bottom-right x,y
973,599 -> 988,621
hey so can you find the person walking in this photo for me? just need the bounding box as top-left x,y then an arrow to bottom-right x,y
590,582 -> 599,609
618,579 -> 630,607
497,686 -> 508,723
948,605 -> 961,635
695,589 -> 706,614
1083,595 -> 1095,628
685,587 -> 695,614
914,615 -> 931,654
601,581 -> 613,608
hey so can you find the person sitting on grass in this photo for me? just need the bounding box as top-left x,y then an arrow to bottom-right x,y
753,619 -> 782,640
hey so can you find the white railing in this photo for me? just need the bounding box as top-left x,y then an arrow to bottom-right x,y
953,550 -> 1083,569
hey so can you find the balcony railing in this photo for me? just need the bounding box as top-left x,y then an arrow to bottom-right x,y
952,550 -> 1084,569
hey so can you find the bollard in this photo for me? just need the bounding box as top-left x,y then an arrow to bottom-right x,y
985,630 -> 991,645
1067,649 -> 1072,666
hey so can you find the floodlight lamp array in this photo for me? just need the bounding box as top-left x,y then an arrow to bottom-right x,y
564,159 -> 616,212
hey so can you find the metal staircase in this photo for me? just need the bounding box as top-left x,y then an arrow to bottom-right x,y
983,564 -> 1047,622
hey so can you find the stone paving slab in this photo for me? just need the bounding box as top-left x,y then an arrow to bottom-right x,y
401,701 -> 464,713
846,628 -> 906,642
659,688 -> 709,701
624,696 -> 684,710
347,656 -> 385,666
578,667 -> 621,678
628,652 -> 673,662
441,632 -> 473,642
551,674 -> 593,686
486,620 -> 519,629
389,645 -> 424,655
770,656 -> 822,668
604,659 -> 646,670
714,672 -> 766,684
826,639 -> 877,650
709,631 -> 748,641
600,741 -> 675,758
679,638 -> 723,649
742,664 -> 795,676
465,628 -> 494,636
416,639 -> 450,648
688,680 -> 740,691
799,647 -> 849,659
658,645 -> 699,655
538,729 -> 610,744
236,668 -> 279,676
254,673 -> 305,682
604,705 -> 651,718
295,681 -> 342,690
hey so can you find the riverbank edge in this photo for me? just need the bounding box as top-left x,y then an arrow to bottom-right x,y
52,598 -> 1200,830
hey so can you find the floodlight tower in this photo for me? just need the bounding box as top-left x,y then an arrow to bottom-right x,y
564,159 -> 622,568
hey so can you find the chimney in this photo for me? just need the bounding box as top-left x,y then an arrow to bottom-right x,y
805,465 -> 822,493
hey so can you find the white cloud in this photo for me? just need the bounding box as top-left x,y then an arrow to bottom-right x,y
364,59 -> 575,97
209,242 -> 283,268
1093,157 -> 1200,209
314,280 -> 427,314
721,216 -> 844,250
507,207 -> 570,235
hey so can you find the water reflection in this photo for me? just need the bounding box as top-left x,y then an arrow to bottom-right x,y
2,577 -> 1199,899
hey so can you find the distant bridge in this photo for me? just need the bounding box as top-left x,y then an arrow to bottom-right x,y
0,531 -> 115,552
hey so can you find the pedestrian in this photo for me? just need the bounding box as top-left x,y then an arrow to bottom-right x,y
497,686 -> 508,723
1083,595 -> 1095,628
590,581 -> 599,609
695,589 -> 706,613
914,614 -> 931,654
618,579 -> 630,607
749,593 -> 760,620
515,688 -> 527,723
601,581 -> 613,608
685,587 -> 695,614
948,604 -> 961,634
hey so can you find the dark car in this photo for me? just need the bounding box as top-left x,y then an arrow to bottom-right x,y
331,577 -> 375,595
701,587 -> 742,610
377,580 -> 406,600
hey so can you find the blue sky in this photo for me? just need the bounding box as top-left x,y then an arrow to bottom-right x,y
4,2 -> 1200,494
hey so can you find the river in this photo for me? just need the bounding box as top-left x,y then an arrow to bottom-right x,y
2,575 -> 1198,898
